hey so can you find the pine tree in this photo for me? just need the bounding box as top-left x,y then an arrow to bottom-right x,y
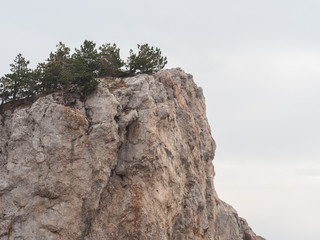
0,41 -> 169,105
73,40 -> 99,74
127,44 -> 167,74
48,42 -> 71,63
0,76 -> 9,104
6,54 -> 32,100
40,42 -> 74,92
98,43 -> 124,77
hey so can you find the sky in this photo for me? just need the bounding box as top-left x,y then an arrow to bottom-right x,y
1,0 -> 320,239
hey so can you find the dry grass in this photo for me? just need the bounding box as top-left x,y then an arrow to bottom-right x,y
63,106 -> 87,129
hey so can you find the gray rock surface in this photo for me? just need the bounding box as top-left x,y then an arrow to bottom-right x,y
0,68 -> 264,240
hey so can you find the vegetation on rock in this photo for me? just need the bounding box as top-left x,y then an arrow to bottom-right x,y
127,44 -> 168,74
0,41 -> 167,105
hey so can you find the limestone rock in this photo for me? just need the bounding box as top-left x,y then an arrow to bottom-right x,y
215,201 -> 265,240
0,68 -> 264,240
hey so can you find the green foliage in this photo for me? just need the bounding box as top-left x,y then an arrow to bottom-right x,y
98,43 -> 124,77
68,60 -> 97,94
0,76 -> 10,104
127,44 -> 168,74
73,40 -> 100,74
5,54 -> 32,100
75,72 -> 99,93
48,42 -> 71,62
32,42 -> 73,93
41,62 -> 74,91
0,41 -> 168,105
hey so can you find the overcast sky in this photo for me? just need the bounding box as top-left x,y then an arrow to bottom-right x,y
1,1 -> 320,239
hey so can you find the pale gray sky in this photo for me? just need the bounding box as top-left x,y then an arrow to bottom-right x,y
1,1 -> 320,239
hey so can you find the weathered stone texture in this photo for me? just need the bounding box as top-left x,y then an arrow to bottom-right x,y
0,68 -> 264,240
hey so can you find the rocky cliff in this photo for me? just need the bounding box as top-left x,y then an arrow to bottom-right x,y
0,68 -> 264,240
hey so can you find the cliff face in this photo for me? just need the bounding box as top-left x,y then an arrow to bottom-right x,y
0,68 -> 264,240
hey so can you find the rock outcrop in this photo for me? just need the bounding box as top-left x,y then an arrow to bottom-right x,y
0,68 -> 264,240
